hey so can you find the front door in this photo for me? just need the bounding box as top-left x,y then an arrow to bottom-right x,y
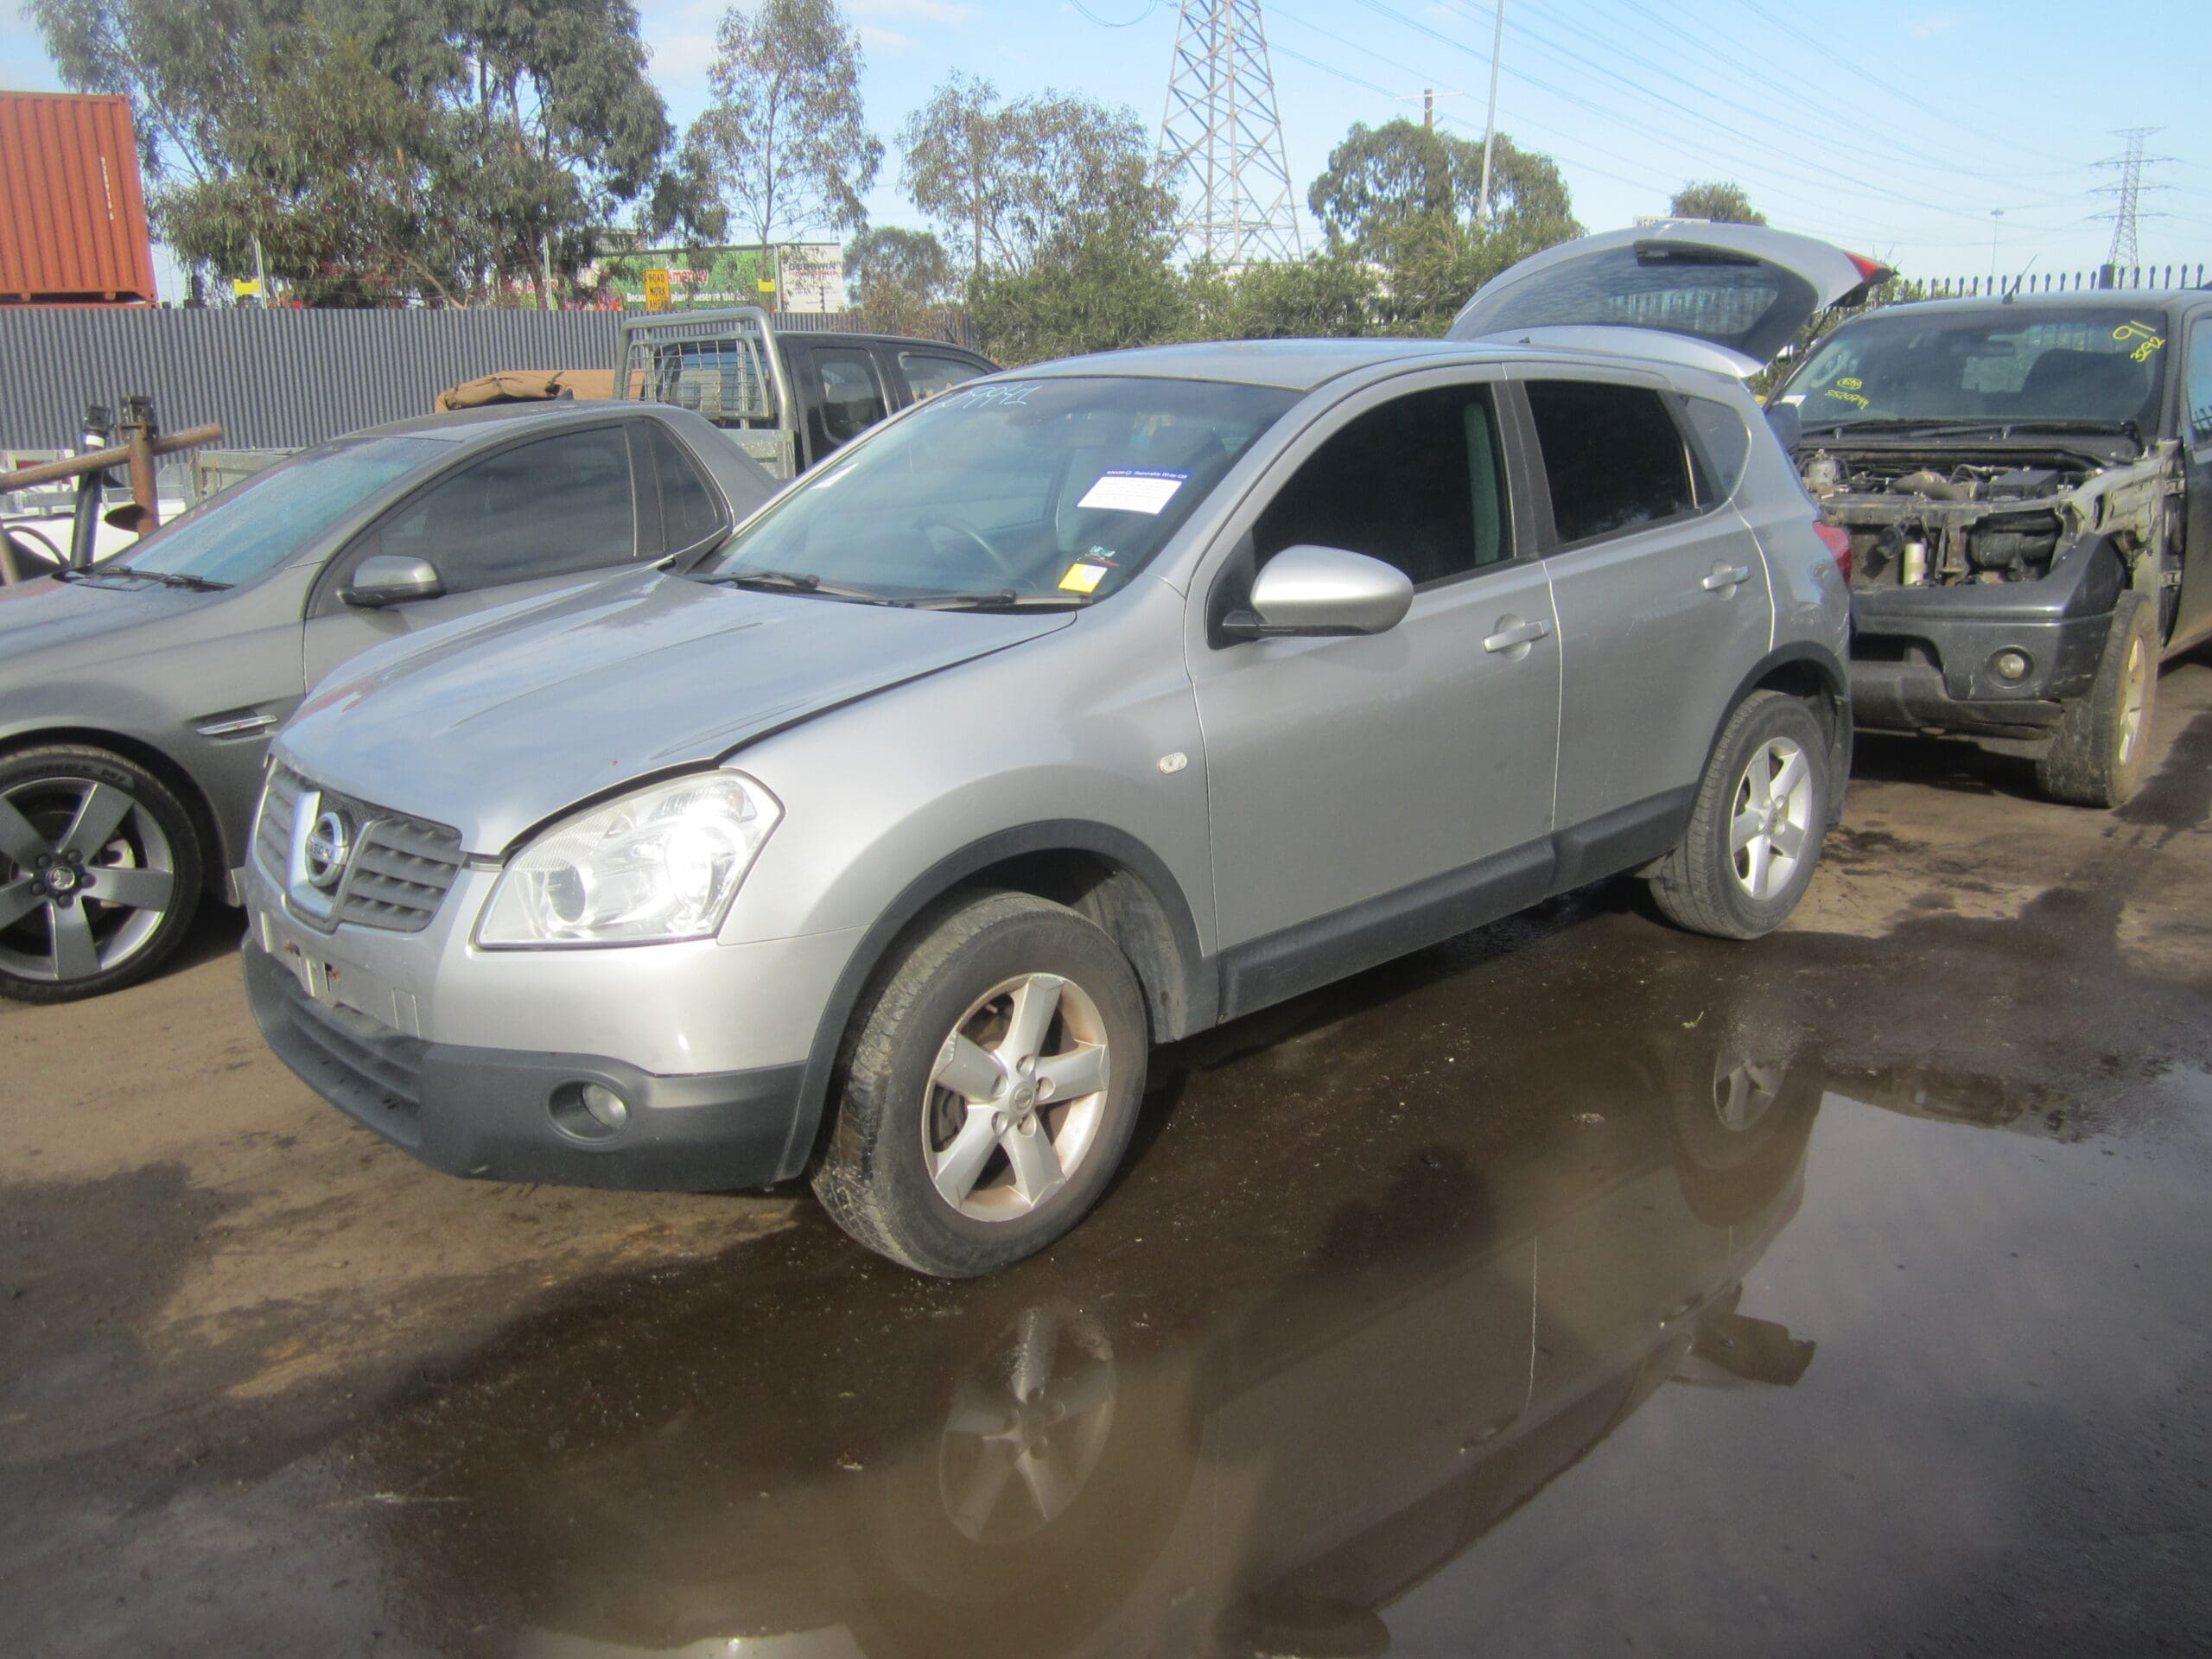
302,423 -> 645,688
1519,373 -> 1774,832
1189,375 -> 1561,1016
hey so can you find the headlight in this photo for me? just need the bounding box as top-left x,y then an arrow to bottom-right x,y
477,772 -> 781,948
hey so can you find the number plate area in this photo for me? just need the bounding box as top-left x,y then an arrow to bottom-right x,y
254,906 -> 422,1038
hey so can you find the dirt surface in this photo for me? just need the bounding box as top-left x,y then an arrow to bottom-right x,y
5,667 -> 2212,1657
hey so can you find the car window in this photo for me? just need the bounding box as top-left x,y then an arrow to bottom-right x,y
359,427 -> 637,594
810,348 -> 889,453
1253,384 -> 1511,587
109,436 -> 444,587
1778,306 -> 2169,431
700,375 -> 1297,604
1525,381 -> 1696,543
901,352 -> 986,401
640,423 -> 727,554
2188,326 -> 2212,447
1681,395 -> 1751,499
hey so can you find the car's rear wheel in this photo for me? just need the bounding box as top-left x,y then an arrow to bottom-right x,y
0,745 -> 203,1002
812,892 -> 1148,1278
2037,590 -> 2157,808
1649,691 -> 1829,941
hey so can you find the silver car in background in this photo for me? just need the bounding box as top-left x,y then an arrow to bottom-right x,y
245,226 -> 1866,1276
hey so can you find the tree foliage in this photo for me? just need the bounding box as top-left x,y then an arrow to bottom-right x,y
845,225 -> 952,336
902,76 -> 1168,284
1669,181 -> 1766,225
1308,119 -> 1574,257
1181,253 -> 1378,341
30,0 -> 683,303
686,0 -> 881,251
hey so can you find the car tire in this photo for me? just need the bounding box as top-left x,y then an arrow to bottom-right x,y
1649,691 -> 1829,942
812,891 -> 1149,1278
2037,590 -> 2157,809
0,744 -> 204,1003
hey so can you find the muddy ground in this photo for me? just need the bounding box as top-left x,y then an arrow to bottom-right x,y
4,668 -> 2211,1658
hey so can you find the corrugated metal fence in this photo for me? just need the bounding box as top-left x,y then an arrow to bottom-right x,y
0,307 -> 980,451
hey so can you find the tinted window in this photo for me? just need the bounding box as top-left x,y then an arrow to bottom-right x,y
1453,244 -> 1817,364
1780,306 -> 2169,430
111,436 -> 442,586
1682,395 -> 1751,499
2189,326 -> 2212,445
901,352 -> 986,400
642,423 -> 727,553
1255,385 -> 1511,586
1527,381 -> 1696,543
810,348 -> 888,451
361,427 -> 636,593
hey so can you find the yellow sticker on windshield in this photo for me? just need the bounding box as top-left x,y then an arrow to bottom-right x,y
2114,320 -> 2166,362
1058,562 -> 1107,594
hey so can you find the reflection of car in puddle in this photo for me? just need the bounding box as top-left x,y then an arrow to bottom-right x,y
358,1003 -> 1824,1659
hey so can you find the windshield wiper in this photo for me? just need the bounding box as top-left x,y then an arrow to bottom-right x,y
909,591 -> 1086,612
1798,416 -> 1993,437
695,569 -> 899,604
110,568 -> 232,591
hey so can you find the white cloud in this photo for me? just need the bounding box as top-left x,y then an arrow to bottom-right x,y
1905,11 -> 1961,38
859,25 -> 917,52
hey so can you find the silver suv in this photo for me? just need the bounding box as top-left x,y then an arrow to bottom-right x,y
244,226 -> 1866,1277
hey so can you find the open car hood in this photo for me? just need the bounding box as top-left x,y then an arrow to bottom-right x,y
1447,221 -> 1893,378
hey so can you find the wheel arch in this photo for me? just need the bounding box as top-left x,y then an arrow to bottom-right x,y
0,724 -> 228,899
1712,644 -> 1852,822
776,820 -> 1215,1181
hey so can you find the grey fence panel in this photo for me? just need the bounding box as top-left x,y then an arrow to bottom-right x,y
0,308 -> 625,450
0,305 -> 982,454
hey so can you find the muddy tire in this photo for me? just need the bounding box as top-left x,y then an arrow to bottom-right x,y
2037,591 -> 2157,809
811,892 -> 1148,1278
0,744 -> 203,1002
1649,691 -> 1829,942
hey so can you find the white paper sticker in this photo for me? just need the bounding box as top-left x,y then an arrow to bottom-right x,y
1077,469 -> 1187,515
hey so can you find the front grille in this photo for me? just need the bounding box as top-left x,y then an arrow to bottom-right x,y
258,765 -> 466,933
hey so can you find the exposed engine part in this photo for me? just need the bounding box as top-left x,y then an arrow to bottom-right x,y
1801,441 -> 2184,594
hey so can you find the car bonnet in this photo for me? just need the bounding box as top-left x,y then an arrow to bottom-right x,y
274,569 -> 1077,852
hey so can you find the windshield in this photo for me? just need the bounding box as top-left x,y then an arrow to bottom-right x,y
109,436 -> 445,586
696,376 -> 1300,605
1779,306 -> 2169,432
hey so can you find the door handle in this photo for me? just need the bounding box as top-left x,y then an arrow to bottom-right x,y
1701,564 -> 1751,592
1483,617 -> 1551,653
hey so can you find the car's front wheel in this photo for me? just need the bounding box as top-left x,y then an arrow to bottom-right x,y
0,745 -> 203,1002
2037,590 -> 2158,808
813,892 -> 1148,1278
1649,691 -> 1830,941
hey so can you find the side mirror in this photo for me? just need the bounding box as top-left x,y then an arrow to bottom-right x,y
1222,544 -> 1414,639
340,554 -> 443,608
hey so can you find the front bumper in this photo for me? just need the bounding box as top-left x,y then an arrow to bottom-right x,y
245,941 -> 808,1190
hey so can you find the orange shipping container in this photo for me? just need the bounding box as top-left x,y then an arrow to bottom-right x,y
0,92 -> 157,305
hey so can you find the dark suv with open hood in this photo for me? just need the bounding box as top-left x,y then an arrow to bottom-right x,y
1769,290 -> 2212,805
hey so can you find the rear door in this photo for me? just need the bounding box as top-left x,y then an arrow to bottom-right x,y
1450,222 -> 1891,379
2173,310 -> 2212,650
1516,370 -> 1773,841
302,423 -> 644,685
893,346 -> 990,407
791,340 -> 893,467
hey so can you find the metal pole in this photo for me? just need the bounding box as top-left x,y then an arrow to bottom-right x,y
1477,1 -> 1505,222
1988,208 -> 2003,289
251,235 -> 269,308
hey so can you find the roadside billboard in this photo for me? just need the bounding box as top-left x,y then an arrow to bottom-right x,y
591,244 -> 848,313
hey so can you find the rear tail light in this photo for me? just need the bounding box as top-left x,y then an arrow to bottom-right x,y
1847,251 -> 1895,285
1814,521 -> 1853,584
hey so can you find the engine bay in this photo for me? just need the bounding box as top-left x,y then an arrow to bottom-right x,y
1799,442 -> 2180,593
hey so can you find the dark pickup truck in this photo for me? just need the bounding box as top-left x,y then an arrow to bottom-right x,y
1770,290 -> 2212,805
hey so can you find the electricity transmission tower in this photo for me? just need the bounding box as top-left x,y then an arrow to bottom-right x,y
1155,1 -> 1304,267
2095,127 -> 2168,271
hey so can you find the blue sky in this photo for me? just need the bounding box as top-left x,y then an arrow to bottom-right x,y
6,0 -> 2210,289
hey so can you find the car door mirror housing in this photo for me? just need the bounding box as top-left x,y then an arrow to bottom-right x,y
340,554 -> 444,608
1222,544 -> 1415,639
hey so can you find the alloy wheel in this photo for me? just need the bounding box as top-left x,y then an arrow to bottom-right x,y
0,777 -> 177,985
1727,736 -> 1813,902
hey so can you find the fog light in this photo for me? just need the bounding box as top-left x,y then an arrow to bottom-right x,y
580,1084 -> 630,1130
1992,649 -> 2031,683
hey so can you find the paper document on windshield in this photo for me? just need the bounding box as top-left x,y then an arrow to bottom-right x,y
1076,469 -> 1187,515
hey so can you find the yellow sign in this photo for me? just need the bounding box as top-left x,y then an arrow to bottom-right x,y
757,277 -> 778,294
643,268 -> 671,313
232,277 -> 263,298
